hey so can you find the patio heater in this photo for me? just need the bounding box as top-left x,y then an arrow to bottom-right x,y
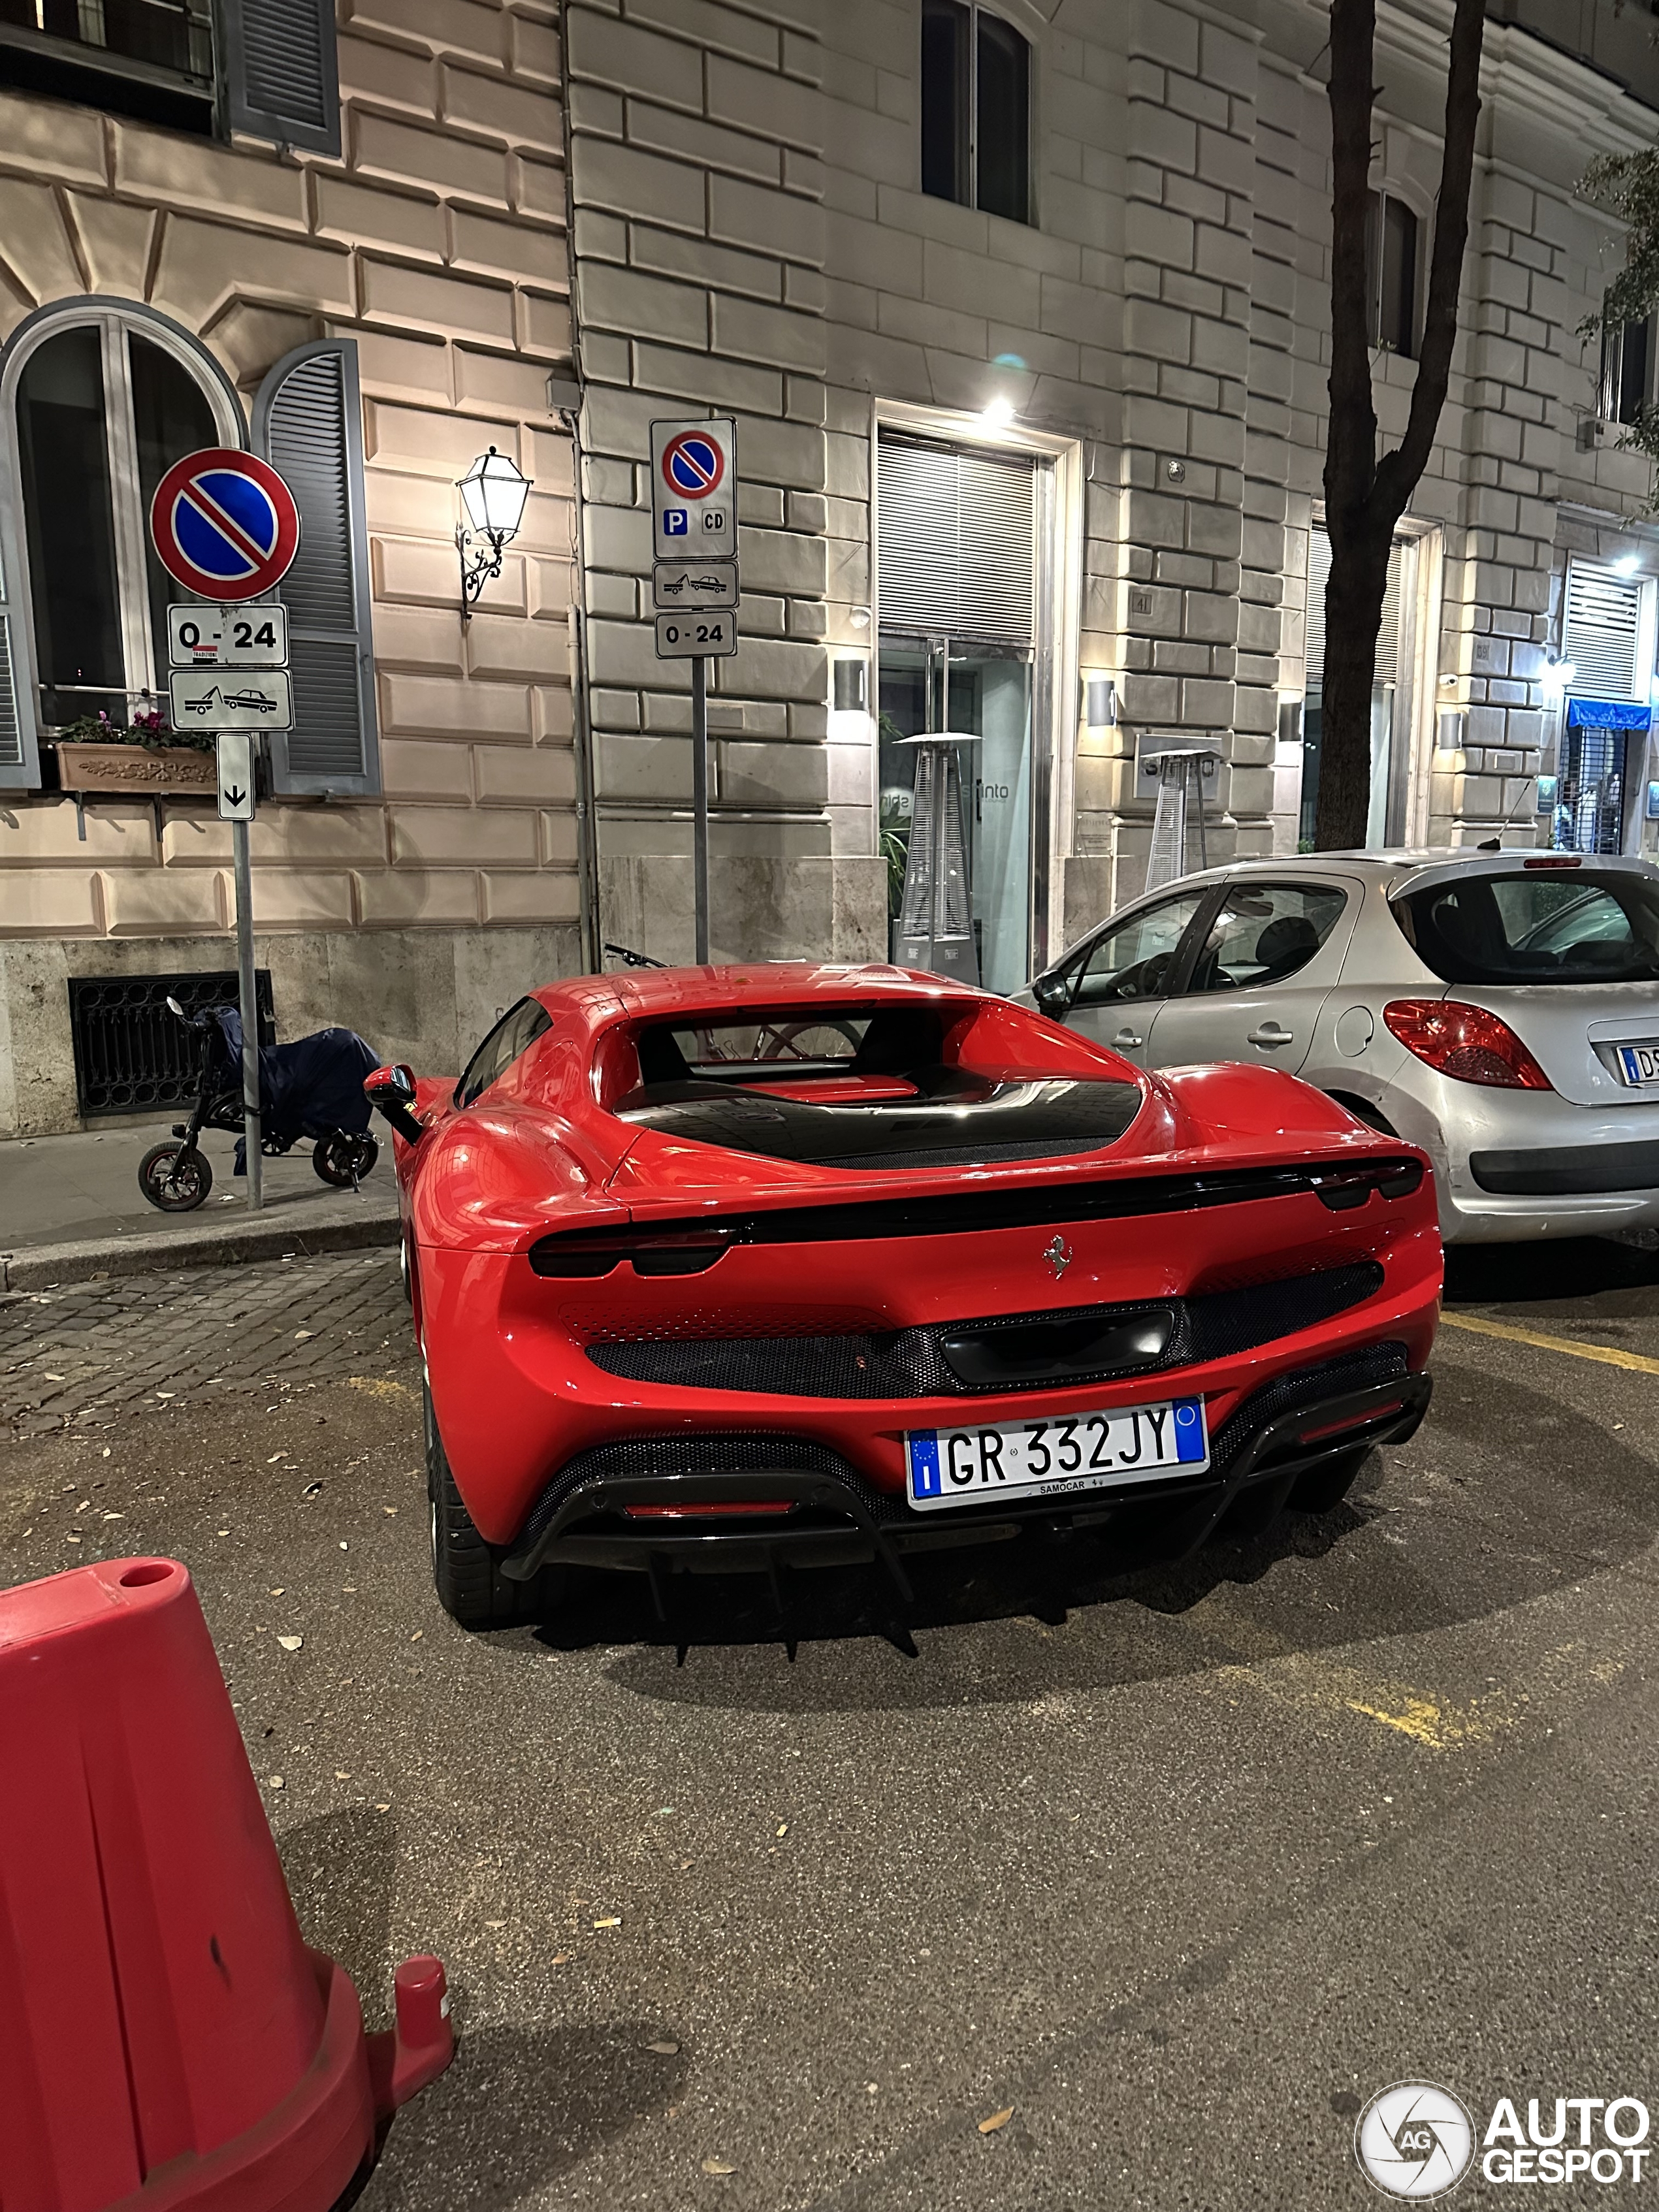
894,733 -> 980,984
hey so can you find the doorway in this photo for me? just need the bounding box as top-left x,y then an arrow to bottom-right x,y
877,432 -> 1045,994
878,636 -> 1033,993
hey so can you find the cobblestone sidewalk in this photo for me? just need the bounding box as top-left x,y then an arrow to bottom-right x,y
0,1252 -> 413,1436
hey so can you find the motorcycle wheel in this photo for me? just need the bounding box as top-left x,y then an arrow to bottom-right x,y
313,1131 -> 379,1189
137,1142 -> 213,1212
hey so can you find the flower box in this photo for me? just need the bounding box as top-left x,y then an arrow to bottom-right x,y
54,743 -> 217,796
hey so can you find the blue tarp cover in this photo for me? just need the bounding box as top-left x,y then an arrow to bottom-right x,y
212,1010 -> 378,1171
1566,698 -> 1652,730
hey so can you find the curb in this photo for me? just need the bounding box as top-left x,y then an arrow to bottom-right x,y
0,1206 -> 401,1292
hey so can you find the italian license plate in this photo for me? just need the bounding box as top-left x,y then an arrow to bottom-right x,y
1616,1044 -> 1659,1089
905,1397 -> 1209,1513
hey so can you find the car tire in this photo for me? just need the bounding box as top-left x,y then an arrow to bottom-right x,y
137,1141 -> 212,1211
1289,1445 -> 1368,1515
425,1381 -> 556,1629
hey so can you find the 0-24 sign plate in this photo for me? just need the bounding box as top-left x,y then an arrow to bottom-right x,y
654,612 -> 738,660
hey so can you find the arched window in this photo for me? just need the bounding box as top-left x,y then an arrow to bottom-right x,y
1,304 -> 242,740
921,0 -> 1031,225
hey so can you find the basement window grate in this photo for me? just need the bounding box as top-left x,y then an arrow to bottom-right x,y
67,971 -> 275,1118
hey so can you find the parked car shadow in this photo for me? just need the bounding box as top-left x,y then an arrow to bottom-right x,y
1445,1229 -> 1659,1313
496,1358 -> 1659,1713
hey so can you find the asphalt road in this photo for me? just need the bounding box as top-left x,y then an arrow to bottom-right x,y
3,1238 -> 1658,2209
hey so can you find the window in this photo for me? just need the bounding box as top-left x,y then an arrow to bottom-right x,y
1599,311 -> 1655,426
1063,892 -> 1208,1009
456,999 -> 554,1109
0,0 -> 340,150
7,310 -> 236,731
921,0 -> 1030,225
0,0 -> 214,131
1184,883 -> 1349,994
1365,192 -> 1417,358
1561,562 -> 1652,703
1394,871 -> 1659,986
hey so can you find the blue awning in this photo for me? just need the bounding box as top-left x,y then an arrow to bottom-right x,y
1566,697 -> 1652,730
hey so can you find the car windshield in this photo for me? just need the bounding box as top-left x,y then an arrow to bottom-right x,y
1393,869 -> 1659,985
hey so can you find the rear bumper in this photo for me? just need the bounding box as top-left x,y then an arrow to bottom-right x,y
502,1346 -> 1430,1586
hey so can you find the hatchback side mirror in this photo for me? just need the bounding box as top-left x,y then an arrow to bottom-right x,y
364,1063 -> 424,1143
1032,971 -> 1072,1018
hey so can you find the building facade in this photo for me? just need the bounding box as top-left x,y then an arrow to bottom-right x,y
1,0 -> 1658,1131
0,0 -> 581,1134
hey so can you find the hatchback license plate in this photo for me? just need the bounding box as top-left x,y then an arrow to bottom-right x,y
905,1397 -> 1209,1512
1617,1044 -> 1659,1088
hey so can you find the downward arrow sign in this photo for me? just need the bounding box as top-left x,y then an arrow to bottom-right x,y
224,786 -> 246,809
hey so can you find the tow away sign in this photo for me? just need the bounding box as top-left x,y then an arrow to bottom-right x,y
169,669 -> 293,731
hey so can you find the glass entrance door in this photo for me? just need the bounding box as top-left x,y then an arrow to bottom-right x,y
878,633 -> 1034,994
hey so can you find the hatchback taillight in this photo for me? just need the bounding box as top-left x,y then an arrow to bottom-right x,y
1383,999 -> 1553,1090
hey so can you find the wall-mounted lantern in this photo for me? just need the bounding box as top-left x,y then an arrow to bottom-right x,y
456,445 -> 532,621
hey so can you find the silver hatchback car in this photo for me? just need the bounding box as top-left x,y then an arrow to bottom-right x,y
1016,850 -> 1659,1243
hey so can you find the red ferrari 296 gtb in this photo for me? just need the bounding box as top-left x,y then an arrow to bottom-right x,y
364,963 -> 1441,1627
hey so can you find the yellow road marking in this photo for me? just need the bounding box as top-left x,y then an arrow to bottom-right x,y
1440,1309 -> 1659,1377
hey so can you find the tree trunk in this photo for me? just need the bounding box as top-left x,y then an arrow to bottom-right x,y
1315,530 -> 1393,848
1315,0 -> 1486,848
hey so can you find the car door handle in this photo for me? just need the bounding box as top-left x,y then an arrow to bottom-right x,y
1247,1022 -> 1294,1048
1112,1027 -> 1144,1049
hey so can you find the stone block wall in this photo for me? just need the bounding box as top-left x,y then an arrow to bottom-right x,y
562,0 -> 888,963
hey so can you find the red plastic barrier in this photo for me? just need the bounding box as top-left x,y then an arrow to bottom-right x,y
0,1558 -> 454,2212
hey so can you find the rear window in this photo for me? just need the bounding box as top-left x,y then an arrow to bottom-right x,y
1394,870 -> 1659,985
661,1015 -> 873,1076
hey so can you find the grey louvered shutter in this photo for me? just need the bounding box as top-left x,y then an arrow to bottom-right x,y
0,509 -> 41,791
1564,562 -> 1646,702
222,0 -> 342,156
254,340 -> 379,795
1375,542 -> 1404,686
878,437 -> 1034,644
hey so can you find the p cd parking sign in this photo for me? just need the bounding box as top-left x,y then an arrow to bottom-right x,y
150,449 -> 300,603
651,417 -> 735,561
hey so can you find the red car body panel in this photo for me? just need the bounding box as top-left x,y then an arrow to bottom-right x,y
383,964 -> 1442,1554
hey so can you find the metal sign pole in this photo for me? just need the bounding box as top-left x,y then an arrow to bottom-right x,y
692,654 -> 710,963
231,817 -> 262,1211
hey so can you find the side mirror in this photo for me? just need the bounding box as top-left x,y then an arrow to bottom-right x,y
364,1063 -> 424,1143
365,1063 -> 417,1108
1032,972 -> 1072,1018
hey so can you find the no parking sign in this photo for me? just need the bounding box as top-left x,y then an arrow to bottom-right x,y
651,417 -> 735,561
149,448 -> 300,603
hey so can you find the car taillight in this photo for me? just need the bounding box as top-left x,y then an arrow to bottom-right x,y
1383,999 -> 1553,1089
530,1228 -> 736,1277
1306,1159 -> 1424,1210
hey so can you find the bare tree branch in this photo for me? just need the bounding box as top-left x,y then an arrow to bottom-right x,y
1376,0 -> 1485,509
1323,0 -> 1381,559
